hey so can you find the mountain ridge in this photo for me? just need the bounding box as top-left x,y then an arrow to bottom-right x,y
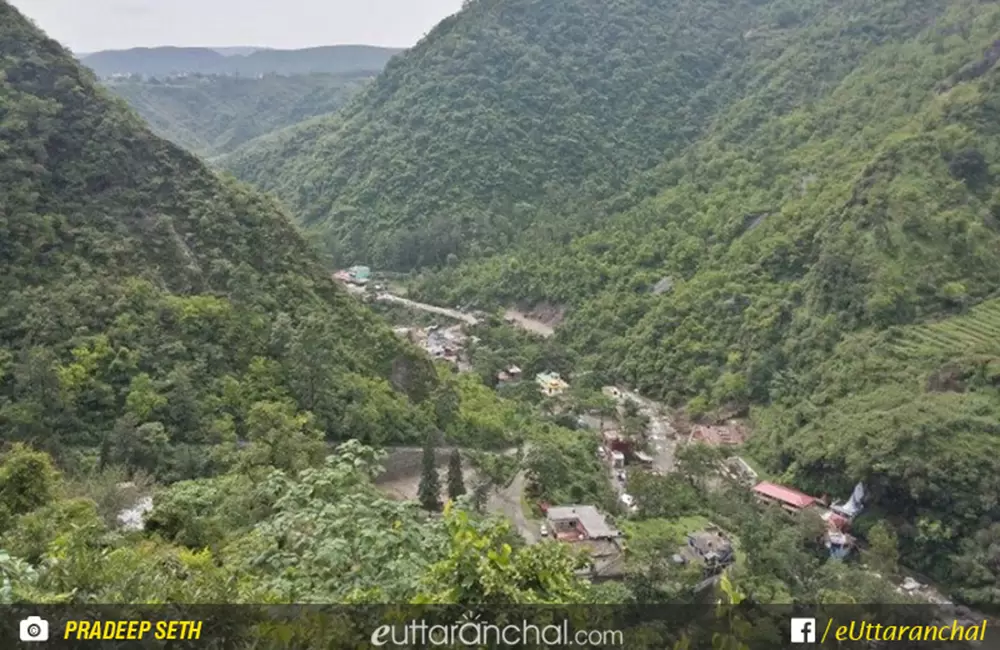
81,44 -> 403,77
102,72 -> 371,158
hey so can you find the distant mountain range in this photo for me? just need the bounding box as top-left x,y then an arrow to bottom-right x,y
79,45 -> 403,77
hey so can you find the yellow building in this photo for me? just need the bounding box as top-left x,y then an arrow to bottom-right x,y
536,371 -> 569,397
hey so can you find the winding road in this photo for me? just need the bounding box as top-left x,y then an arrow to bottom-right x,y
371,289 -> 556,337
488,470 -> 537,544
376,292 -> 479,325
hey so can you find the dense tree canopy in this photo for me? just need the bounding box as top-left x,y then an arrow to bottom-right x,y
103,73 -> 371,158
0,0 -> 439,480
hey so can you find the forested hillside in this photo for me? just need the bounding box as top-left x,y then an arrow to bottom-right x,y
223,0 -> 1000,605
103,73 -> 370,158
0,0 -> 623,611
81,45 -> 401,77
0,1 -> 437,481
223,0 -> 775,268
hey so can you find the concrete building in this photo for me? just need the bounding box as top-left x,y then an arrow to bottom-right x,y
545,505 -> 625,582
348,265 -> 371,284
546,505 -> 621,541
751,481 -> 818,514
536,371 -> 569,397
684,528 -> 734,570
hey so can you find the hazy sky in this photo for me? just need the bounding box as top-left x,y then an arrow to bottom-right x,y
10,0 -> 465,52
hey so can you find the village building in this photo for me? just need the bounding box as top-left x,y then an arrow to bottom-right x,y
601,429 -> 654,469
689,421 -> 749,446
546,505 -> 621,541
751,481 -> 818,514
633,451 -> 655,467
347,265 -> 371,284
751,480 -> 863,558
676,527 -> 735,572
536,371 -> 569,397
496,365 -> 523,384
544,505 -> 625,582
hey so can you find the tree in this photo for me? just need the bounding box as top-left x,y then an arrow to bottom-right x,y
865,521 -> 900,578
675,443 -> 723,490
238,400 -> 326,475
413,503 -> 589,605
418,432 -> 442,512
446,449 -> 466,501
621,399 -> 649,443
0,445 -> 61,524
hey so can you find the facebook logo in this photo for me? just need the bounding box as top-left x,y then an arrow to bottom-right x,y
791,618 -> 817,643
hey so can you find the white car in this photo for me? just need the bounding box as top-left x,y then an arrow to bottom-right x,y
539,523 -> 549,537
620,494 -> 638,513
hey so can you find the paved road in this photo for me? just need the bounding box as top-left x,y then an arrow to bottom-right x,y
341,282 -> 557,337
489,469 -> 537,544
376,293 -> 479,325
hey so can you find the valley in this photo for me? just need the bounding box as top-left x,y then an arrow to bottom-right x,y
2,0 -> 1000,642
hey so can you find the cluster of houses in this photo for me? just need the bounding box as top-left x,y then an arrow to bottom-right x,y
394,325 -> 472,370
538,478 -> 864,586
333,265 -> 372,286
751,480 -> 865,558
494,368 -> 570,397
688,421 -> 749,446
540,502 -> 737,585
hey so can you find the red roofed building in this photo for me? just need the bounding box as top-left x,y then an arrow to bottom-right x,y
752,481 -> 817,513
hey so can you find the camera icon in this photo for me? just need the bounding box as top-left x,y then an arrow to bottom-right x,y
19,616 -> 49,642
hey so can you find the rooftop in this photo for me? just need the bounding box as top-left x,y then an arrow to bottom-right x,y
546,505 -> 620,540
752,481 -> 817,509
688,529 -> 732,555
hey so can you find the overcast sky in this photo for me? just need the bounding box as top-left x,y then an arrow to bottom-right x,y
10,0 -> 465,52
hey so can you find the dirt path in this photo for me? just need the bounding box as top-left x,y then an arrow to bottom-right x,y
502,310 -> 555,338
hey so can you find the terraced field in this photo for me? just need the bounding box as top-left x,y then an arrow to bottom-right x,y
893,299 -> 1000,358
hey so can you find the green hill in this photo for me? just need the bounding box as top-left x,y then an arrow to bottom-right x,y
102,73 -> 371,158
222,0 -> 774,268
80,45 -> 402,78
222,0 -> 1000,604
0,1 -> 439,481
